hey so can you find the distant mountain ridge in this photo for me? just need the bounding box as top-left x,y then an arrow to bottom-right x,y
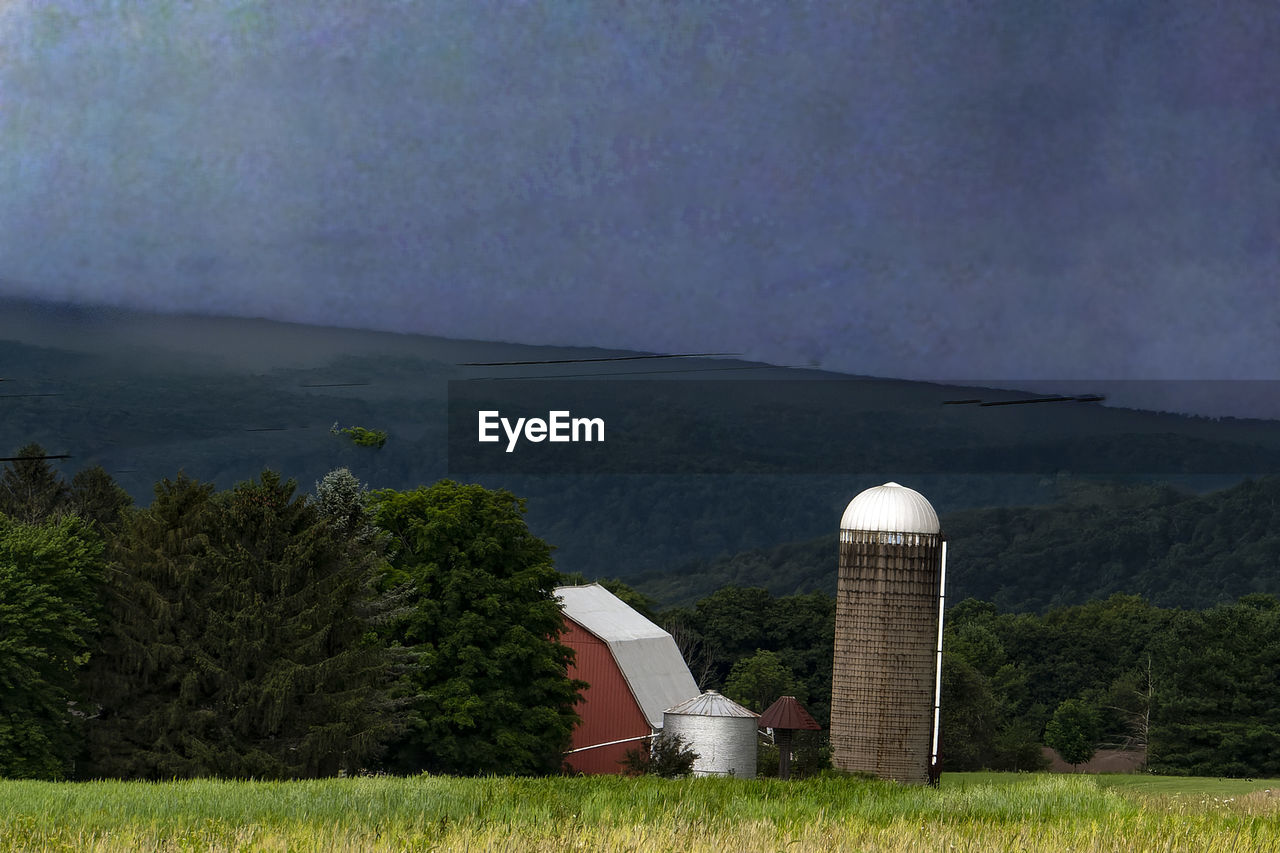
1,296 -> 1277,591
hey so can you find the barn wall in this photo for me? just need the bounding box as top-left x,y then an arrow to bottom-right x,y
562,618 -> 652,774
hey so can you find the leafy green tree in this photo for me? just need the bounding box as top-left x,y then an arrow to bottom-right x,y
938,653 -> 999,771
370,481 -> 582,776
0,514 -> 103,779
0,443 -> 69,524
724,649 -> 802,713
80,471 -> 403,779
693,587 -> 776,665
993,715 -> 1050,772
948,621 -> 1006,677
677,586 -> 834,725
1148,597 -> 1280,777
941,601 -> 1044,771
1045,699 -> 1100,770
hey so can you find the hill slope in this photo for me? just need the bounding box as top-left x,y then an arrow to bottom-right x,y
3,297 -> 1277,587
637,478 -> 1280,610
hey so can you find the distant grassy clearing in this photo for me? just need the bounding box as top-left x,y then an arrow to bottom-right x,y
950,771 -> 1280,796
1091,773 -> 1280,797
2,773 -> 1277,852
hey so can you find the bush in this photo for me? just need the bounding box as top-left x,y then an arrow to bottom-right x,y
758,730 -> 831,779
621,733 -> 698,779
1045,699 -> 1100,769
331,424 -> 388,448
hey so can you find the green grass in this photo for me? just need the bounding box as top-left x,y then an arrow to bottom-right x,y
1091,773 -> 1280,797
948,770 -> 1280,797
1,772 -> 1277,851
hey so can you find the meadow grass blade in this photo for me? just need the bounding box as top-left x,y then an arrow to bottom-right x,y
1,773 -> 1277,852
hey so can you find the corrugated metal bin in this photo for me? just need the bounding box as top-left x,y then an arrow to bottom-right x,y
663,691 -> 759,778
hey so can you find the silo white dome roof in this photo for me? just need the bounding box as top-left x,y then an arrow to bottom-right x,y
840,482 -> 940,534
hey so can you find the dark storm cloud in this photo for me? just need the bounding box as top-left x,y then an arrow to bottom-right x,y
0,1 -> 1276,379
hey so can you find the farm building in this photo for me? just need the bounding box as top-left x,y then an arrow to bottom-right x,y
664,690 -> 759,778
831,482 -> 947,784
556,584 -> 700,774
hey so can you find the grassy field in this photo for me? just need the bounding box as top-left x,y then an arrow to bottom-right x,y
1,772 -> 1277,852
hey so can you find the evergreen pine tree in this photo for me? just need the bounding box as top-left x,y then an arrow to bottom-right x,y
80,471 -> 403,779
314,467 -> 378,547
0,443 -> 70,523
199,470 -> 403,777
78,474 -> 216,779
68,466 -> 133,532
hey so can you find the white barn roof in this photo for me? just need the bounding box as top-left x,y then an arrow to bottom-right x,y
556,584 -> 700,729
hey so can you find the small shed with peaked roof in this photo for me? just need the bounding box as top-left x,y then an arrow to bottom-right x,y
557,584 -> 700,774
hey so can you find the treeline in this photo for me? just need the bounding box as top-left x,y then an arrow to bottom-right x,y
642,477 -> 1280,610
943,593 -> 1280,777
0,445 -> 578,780
5,441 -> 1278,781
655,585 -> 1280,778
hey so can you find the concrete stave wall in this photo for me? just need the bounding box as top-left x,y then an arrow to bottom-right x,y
831,531 -> 942,783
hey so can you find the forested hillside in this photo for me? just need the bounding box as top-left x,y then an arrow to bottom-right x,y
641,477 -> 1280,611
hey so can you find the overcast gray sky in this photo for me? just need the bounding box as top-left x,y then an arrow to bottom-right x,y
0,1 -> 1276,381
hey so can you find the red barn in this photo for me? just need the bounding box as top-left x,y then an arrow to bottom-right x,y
557,584 -> 700,774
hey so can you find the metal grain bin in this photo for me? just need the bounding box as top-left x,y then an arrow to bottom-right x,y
831,482 -> 946,784
663,691 -> 759,778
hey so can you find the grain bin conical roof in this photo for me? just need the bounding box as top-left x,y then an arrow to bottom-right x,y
840,482 -> 939,534
665,690 -> 758,718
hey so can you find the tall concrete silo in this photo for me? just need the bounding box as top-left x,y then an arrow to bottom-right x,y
831,482 -> 947,784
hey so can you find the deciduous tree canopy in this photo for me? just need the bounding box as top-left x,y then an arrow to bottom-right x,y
1045,700 -> 1100,769
370,481 -> 582,776
724,649 -> 803,713
0,514 -> 102,779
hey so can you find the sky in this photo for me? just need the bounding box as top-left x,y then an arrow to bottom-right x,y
0,1 -> 1277,382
